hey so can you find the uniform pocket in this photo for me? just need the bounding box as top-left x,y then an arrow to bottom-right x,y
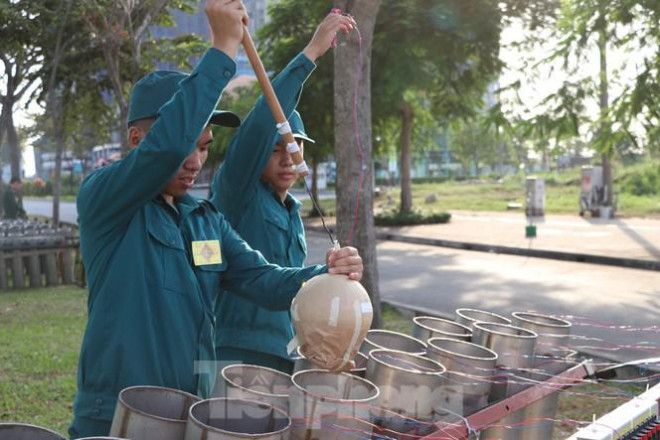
147,222 -> 190,295
265,216 -> 289,261
265,215 -> 288,232
296,232 -> 307,256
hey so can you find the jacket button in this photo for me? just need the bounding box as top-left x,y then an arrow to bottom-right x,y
95,398 -> 103,406
223,70 -> 231,78
93,408 -> 101,416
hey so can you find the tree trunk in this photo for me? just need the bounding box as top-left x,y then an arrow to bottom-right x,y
46,0 -> 75,227
399,100 -> 413,214
0,108 -> 6,218
311,158 -> 319,201
6,107 -> 21,179
52,134 -> 64,227
598,10 -> 613,210
333,0 -> 382,327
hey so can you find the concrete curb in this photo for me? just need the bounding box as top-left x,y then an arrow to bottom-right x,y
305,224 -> 660,272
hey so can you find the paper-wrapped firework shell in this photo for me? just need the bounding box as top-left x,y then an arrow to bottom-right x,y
290,274 -> 373,371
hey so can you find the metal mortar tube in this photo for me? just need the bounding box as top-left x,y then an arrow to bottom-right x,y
472,323 -> 538,440
511,311 -> 572,358
215,364 -> 292,413
365,349 -> 446,432
185,398 -> 291,440
455,308 -> 512,331
472,322 -> 538,372
425,337 -> 498,416
360,329 -> 427,356
289,369 -> 379,440
0,423 -> 66,440
292,347 -> 369,377
109,385 -> 201,440
516,352 -> 580,440
412,316 -> 473,342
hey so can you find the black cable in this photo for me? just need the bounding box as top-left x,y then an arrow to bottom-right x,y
302,177 -> 336,246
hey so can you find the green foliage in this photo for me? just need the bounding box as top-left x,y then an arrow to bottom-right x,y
372,0 -> 504,129
208,84 -> 261,170
10,0 -> 207,163
620,161 -> 660,196
375,208 -> 452,226
143,33 -> 206,72
21,180 -> 53,197
510,0 -> 660,155
21,176 -> 81,197
448,115 -> 511,174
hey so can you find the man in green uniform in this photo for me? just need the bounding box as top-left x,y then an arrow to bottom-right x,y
210,12 -> 356,373
3,177 -> 27,219
70,2 -> 362,437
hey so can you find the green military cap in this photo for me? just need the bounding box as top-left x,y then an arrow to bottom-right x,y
287,110 -> 315,143
128,70 -> 241,127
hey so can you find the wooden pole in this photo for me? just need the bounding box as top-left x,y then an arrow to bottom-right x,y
12,253 -> 24,289
0,253 -> 7,290
241,27 -> 308,176
27,252 -> 42,288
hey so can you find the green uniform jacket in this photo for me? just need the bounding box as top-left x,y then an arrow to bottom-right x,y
72,49 -> 324,430
210,53 -> 315,360
3,188 -> 26,219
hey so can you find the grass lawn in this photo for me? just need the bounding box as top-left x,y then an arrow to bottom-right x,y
0,287 -> 646,438
0,286 -> 87,436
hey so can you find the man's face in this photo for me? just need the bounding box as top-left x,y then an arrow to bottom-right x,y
10,181 -> 21,192
260,138 -> 304,197
160,126 -> 213,199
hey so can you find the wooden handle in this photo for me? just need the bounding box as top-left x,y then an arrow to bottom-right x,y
241,27 -> 308,176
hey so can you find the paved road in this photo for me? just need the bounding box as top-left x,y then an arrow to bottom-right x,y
305,230 -> 660,364
24,199 -> 78,224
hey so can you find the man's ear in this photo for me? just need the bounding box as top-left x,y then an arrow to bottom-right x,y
128,126 -> 144,149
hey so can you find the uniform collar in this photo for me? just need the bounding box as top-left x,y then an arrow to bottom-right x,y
284,192 -> 302,212
155,193 -> 207,217
259,180 -> 301,211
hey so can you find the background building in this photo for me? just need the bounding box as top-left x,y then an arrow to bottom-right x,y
152,0 -> 270,77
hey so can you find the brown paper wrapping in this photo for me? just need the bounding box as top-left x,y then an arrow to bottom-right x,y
290,274 -> 373,371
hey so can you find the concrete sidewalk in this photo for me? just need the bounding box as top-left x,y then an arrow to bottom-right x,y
305,210 -> 660,271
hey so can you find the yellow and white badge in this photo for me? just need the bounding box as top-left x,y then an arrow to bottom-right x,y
191,240 -> 222,266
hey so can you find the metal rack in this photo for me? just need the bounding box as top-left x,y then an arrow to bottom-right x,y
423,360 -> 596,439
